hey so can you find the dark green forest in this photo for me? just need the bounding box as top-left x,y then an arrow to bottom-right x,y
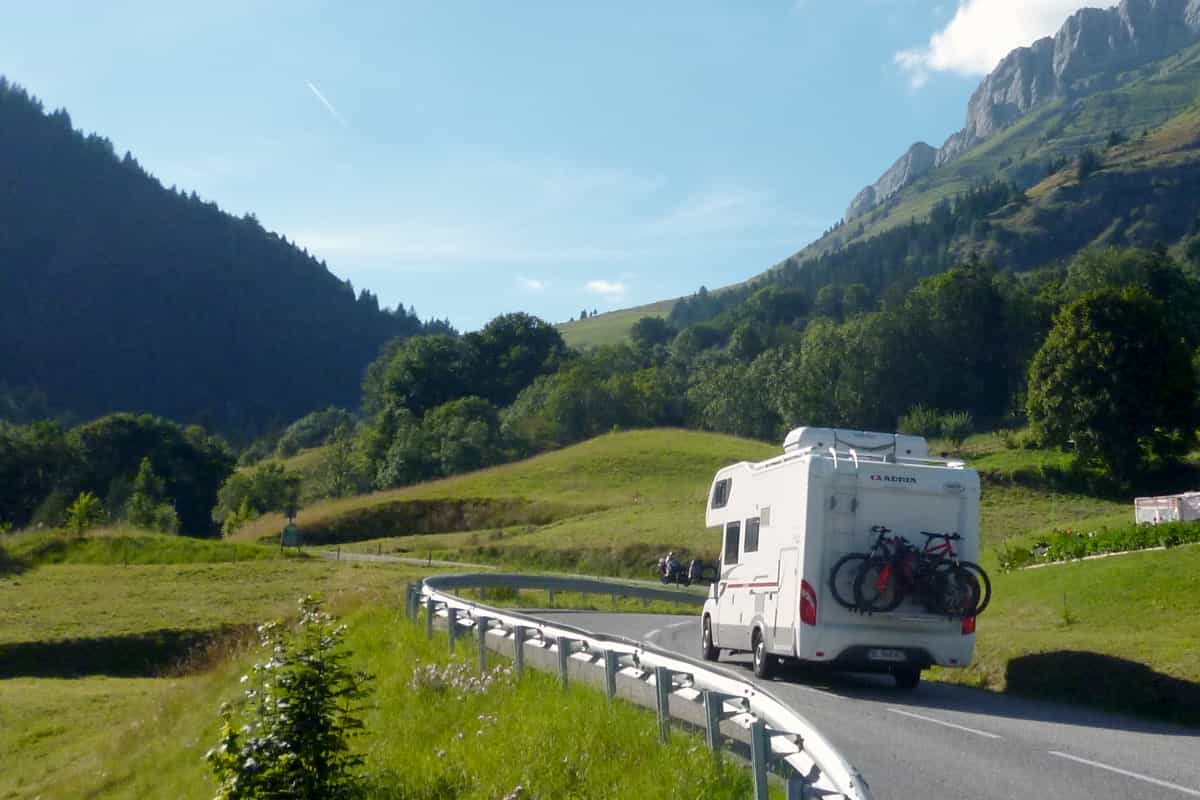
0,78 -> 451,440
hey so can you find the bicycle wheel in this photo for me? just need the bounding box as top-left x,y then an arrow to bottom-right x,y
828,553 -> 867,611
957,560 -> 992,616
854,557 -> 904,613
930,564 -> 978,618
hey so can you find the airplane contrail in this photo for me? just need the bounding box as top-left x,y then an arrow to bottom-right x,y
306,81 -> 348,128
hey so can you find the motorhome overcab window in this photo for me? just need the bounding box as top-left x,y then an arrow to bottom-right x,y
711,478 -> 731,509
723,521 -> 740,564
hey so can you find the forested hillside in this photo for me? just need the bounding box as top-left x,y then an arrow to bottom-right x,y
0,78 -> 450,440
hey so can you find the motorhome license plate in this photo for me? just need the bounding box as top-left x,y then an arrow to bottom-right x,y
867,648 -> 906,662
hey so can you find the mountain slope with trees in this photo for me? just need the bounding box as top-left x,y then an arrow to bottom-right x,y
0,78 -> 451,440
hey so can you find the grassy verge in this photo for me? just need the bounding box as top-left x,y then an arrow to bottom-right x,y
0,555 -> 767,798
930,543 -> 1200,723
2,527 -> 287,569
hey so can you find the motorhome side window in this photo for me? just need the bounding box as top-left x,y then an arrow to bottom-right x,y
744,517 -> 760,553
723,521 -> 740,565
711,478 -> 731,509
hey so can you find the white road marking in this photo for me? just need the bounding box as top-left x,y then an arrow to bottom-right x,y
644,620 -> 692,642
796,685 -> 842,701
1048,751 -> 1200,797
887,708 -> 1003,739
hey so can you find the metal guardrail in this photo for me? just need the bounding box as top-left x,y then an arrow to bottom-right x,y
410,573 -> 873,800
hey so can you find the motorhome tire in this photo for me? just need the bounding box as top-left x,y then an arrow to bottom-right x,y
829,553 -> 867,611
701,616 -> 719,662
854,558 -> 905,613
751,630 -> 776,679
893,667 -> 921,690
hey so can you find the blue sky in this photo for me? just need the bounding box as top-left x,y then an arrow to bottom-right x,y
2,0 -> 1089,330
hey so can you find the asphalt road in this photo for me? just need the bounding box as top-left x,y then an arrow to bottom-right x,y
538,611 -> 1200,800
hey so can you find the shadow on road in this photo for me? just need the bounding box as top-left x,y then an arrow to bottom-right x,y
729,652 -> 1200,736
0,625 -> 252,678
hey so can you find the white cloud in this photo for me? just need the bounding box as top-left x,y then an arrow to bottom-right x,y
518,276 -> 548,291
895,0 -> 1087,86
306,81 -> 349,127
584,279 -> 627,301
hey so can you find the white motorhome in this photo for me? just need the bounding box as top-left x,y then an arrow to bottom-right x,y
699,427 -> 980,688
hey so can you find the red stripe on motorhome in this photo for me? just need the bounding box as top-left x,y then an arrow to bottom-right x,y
724,582 -> 779,589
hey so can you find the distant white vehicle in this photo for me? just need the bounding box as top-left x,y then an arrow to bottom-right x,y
699,427 -> 981,689
1134,491 -> 1200,524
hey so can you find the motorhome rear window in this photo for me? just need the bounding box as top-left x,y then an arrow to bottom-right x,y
724,521 -> 740,565
711,478 -> 731,509
744,517 -> 760,553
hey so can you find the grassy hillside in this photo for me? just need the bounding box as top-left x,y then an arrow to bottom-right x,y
238,428 -> 1137,574
237,429 -> 776,573
556,298 -> 676,349
239,427 -> 1199,722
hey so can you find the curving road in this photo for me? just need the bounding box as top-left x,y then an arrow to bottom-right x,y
539,611 -> 1200,800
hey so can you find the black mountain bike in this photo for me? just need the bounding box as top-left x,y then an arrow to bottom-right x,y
829,526 -> 904,612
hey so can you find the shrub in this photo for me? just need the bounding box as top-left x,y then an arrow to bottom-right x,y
898,404 -> 943,439
207,596 -> 371,800
995,521 -> 1200,570
940,411 -> 974,448
65,491 -> 106,534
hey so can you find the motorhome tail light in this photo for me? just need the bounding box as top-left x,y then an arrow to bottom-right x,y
961,616 -> 976,635
800,580 -> 818,626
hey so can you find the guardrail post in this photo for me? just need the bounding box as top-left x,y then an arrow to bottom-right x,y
447,607 -> 458,653
603,650 -> 618,702
786,775 -> 809,799
702,690 -> 723,753
654,666 -> 672,744
425,596 -> 435,640
556,636 -> 571,688
548,590 -> 556,607
513,626 -> 526,678
476,616 -> 489,672
750,721 -> 770,800
610,592 -> 617,610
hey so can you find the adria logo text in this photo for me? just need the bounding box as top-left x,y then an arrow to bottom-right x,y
869,474 -> 918,484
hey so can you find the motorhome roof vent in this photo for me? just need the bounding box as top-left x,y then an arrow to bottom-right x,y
782,427 -> 929,459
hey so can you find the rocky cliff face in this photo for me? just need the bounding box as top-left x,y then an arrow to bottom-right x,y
846,0 -> 1200,220
845,143 -> 937,220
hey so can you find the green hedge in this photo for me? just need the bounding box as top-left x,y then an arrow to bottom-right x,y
997,521 -> 1200,570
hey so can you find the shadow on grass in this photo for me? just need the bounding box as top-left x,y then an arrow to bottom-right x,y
0,625 -> 254,678
1004,650 -> 1200,727
750,652 -> 1200,734
980,458 -> 1200,502
0,545 -> 30,578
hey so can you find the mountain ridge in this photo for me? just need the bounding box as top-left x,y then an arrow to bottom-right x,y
847,0 -> 1200,221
